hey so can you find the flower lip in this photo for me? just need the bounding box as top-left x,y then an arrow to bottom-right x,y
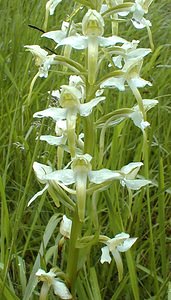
82,9 -> 104,37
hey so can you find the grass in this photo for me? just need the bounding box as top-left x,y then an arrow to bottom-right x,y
0,0 -> 170,299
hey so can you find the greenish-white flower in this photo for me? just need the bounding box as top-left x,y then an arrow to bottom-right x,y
31,154 -> 121,221
60,215 -> 72,239
131,0 -> 153,29
29,158 -> 150,207
24,45 -> 56,78
129,99 -> 158,131
97,99 -> 158,132
119,161 -> 151,190
101,56 -> 152,91
110,40 -> 151,69
100,232 -> 137,281
28,162 -> 53,206
56,9 -> 127,84
36,268 -> 72,299
34,85 -> 105,157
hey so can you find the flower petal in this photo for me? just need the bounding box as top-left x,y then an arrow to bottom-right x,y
42,30 -> 66,44
39,135 -> 67,146
33,107 -> 67,121
117,237 -> 137,252
100,246 -> 112,264
33,162 -> 53,183
130,77 -> 152,88
128,48 -> 151,60
57,36 -> 88,50
111,249 -> 123,282
100,77 -> 125,91
98,36 -> 127,47
24,45 -> 48,58
140,99 -> 158,111
88,169 -> 121,184
122,179 -> 151,190
46,0 -> 62,15
129,110 -> 150,131
121,162 -> 143,176
28,184 -> 49,206
52,279 -> 72,299
60,215 -> 72,239
79,96 -> 105,116
45,169 -> 75,185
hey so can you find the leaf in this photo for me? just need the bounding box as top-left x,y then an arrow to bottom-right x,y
23,215 -> 61,300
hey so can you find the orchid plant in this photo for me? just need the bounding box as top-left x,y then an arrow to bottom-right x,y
25,0 -> 155,299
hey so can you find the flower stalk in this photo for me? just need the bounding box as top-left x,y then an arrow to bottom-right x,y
25,1 -> 156,298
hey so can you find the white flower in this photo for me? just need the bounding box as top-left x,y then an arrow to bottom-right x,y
100,232 -> 137,281
35,154 -> 122,222
129,99 -> 158,131
25,45 -> 56,78
29,156 -> 151,208
37,157 -> 150,219
101,57 -> 152,91
131,0 -> 153,29
46,0 -> 62,15
33,91 -> 105,120
34,85 -> 105,157
60,215 -> 72,238
120,162 -> 151,190
56,9 -> 127,84
36,268 -> 72,299
111,40 -> 151,69
97,99 -> 158,132
27,162 -> 53,206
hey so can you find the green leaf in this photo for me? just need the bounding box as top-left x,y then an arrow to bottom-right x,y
23,214 -> 61,300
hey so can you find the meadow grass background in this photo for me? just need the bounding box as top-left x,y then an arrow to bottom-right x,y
0,1 -> 171,299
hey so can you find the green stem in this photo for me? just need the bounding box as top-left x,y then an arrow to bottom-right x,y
66,208 -> 82,296
83,115 -> 94,156
40,282 -> 49,300
25,72 -> 39,106
57,146 -> 64,170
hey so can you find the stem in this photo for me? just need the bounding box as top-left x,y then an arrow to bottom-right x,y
40,282 -> 49,300
25,72 -> 39,106
66,208 -> 82,296
57,146 -> 64,170
83,115 -> 95,156
87,36 -> 98,85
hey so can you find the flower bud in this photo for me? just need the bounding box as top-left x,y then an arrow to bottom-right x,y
82,9 -> 104,37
